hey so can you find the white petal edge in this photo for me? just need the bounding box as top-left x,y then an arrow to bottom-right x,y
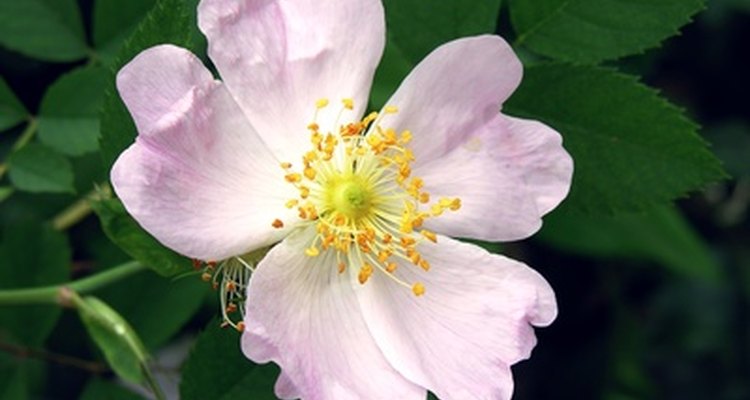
417,114 -> 574,242
377,35 -> 522,166
356,236 -> 557,400
241,229 -> 424,400
198,0 -> 386,161
111,79 -> 297,261
116,44 -> 214,135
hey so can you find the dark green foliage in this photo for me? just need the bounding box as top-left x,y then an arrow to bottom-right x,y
504,64 -> 725,213
511,0 -> 705,63
180,321 -> 279,400
91,198 -> 193,277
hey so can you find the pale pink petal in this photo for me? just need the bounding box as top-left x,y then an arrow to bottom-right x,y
356,236 -> 556,400
111,79 -> 297,262
378,35 -> 522,165
198,0 -> 385,161
116,44 -> 214,134
418,114 -> 573,241
241,229 -> 424,400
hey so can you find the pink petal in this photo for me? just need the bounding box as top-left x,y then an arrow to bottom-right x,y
198,0 -> 385,162
418,114 -> 573,241
356,236 -> 556,400
241,230 -> 424,400
378,35 -> 572,241
379,35 -> 522,165
111,77 -> 297,261
116,45 -> 214,135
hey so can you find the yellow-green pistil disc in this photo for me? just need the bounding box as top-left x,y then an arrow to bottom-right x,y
273,98 -> 462,297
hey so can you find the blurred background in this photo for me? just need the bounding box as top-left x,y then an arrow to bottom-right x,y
0,0 -> 748,399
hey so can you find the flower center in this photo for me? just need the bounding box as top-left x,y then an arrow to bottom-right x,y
272,98 -> 461,296
328,176 -> 372,220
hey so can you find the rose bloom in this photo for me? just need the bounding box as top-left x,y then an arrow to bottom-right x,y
111,0 -> 573,398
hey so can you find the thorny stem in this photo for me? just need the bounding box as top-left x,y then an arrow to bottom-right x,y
0,261 -> 145,306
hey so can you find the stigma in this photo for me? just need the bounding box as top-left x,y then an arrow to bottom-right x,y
274,98 -> 461,296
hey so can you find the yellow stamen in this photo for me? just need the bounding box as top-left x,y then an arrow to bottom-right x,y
412,282 -> 425,296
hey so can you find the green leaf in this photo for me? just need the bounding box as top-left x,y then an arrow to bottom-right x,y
511,0 -> 704,63
98,270 -> 206,349
383,0 -> 502,64
8,143 -> 75,194
0,76 -> 27,131
538,206 -> 722,281
180,321 -> 279,400
91,198 -> 193,277
99,0 -> 192,171
76,296 -> 149,384
0,0 -> 88,62
37,66 -> 109,156
92,0 -> 156,65
504,64 -> 725,213
0,221 -> 71,346
79,378 -> 147,400
373,0 -> 502,108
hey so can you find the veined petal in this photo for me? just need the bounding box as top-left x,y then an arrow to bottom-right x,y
417,114 -> 573,241
116,44 -> 214,135
198,0 -> 386,161
242,229 -> 424,400
379,35 -> 522,165
111,79 -> 297,262
356,236 -> 556,400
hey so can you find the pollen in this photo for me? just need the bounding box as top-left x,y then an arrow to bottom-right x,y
272,98 -> 462,297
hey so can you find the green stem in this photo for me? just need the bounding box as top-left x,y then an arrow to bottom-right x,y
12,118 -> 38,151
0,261 -> 144,306
0,118 -> 38,180
52,184 -> 110,231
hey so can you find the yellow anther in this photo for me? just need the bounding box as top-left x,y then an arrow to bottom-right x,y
363,111 -> 378,126
384,105 -> 398,114
342,98 -> 354,110
449,198 -> 462,211
285,199 -> 299,209
401,236 -> 416,247
431,204 -> 444,216
299,186 -> 310,199
358,263 -> 373,284
280,162 -> 292,169
421,230 -> 437,243
304,150 -> 318,162
409,252 -> 421,265
316,98 -> 329,108
382,233 -> 393,244
305,246 -> 320,257
412,282 -> 425,296
333,214 -> 346,226
400,130 -> 412,144
272,219 -> 284,229
419,192 -> 430,203
304,166 -> 316,180
307,123 -> 319,131
338,262 -> 347,274
385,262 -> 398,273
285,173 -> 301,183
418,259 -> 431,271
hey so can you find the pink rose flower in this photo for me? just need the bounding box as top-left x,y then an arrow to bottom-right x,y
111,0 -> 573,398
